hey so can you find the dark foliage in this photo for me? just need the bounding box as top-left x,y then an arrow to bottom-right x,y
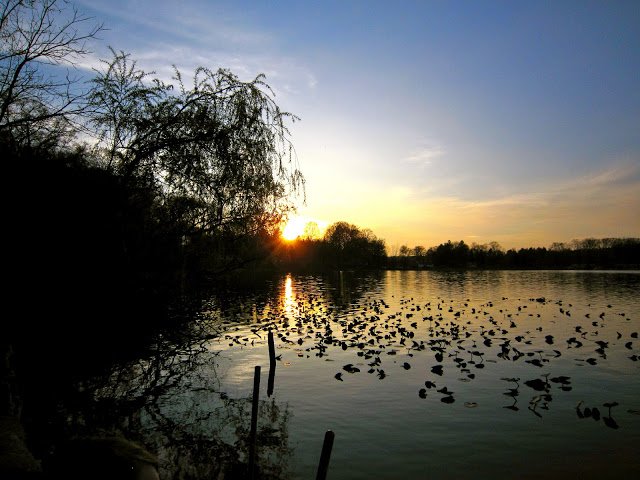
5,140 -> 177,367
388,238 -> 640,270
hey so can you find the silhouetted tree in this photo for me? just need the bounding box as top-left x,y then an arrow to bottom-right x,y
549,242 -> 568,252
356,228 -> 387,266
0,0 -> 102,146
87,50 -> 304,244
467,241 -> 504,267
429,240 -> 470,267
302,221 -> 320,240
324,222 -> 360,249
321,221 -> 386,268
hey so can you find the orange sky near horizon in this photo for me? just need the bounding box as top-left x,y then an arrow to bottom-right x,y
286,160 -> 640,251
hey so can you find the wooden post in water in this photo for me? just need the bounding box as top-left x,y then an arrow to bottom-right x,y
315,430 -> 335,480
248,365 -> 261,480
267,330 -> 276,397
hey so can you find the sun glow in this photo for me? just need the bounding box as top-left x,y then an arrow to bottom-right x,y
281,217 -> 307,241
281,216 -> 327,241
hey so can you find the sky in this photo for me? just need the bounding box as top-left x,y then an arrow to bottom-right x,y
76,0 -> 640,250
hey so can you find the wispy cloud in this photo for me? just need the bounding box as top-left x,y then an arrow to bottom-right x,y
367,161 -> 640,249
79,0 -> 273,49
560,162 -> 640,190
77,0 -> 316,100
445,162 -> 640,218
403,144 -> 445,166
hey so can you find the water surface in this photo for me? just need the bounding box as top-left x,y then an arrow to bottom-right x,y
86,271 -> 640,478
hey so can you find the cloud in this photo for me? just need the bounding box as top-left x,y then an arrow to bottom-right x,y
403,144 -> 445,166
79,0 -> 273,49
77,0 -> 317,101
456,162 -> 639,219
306,73 -> 318,90
370,161 -> 640,249
560,162 -> 640,190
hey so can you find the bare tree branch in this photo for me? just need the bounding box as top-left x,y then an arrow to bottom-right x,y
0,0 -> 103,144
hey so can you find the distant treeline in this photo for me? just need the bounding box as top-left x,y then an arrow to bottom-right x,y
387,239 -> 640,270
267,232 -> 640,271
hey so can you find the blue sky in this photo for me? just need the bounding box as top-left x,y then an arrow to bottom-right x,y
77,0 -> 640,249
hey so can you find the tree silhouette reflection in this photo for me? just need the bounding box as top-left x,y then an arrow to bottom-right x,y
28,319 -> 292,480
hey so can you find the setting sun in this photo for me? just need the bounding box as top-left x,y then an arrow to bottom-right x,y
281,217 -> 306,241
281,216 -> 327,241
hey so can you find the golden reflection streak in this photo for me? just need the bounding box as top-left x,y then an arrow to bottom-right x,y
283,274 -> 296,318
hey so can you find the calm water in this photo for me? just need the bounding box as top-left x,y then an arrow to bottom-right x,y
91,270 -> 640,479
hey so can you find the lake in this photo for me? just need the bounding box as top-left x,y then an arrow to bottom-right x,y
83,270 -> 639,479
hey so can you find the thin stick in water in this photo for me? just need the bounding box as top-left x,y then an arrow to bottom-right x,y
316,430 -> 335,480
248,365 -> 261,480
268,330 -> 276,397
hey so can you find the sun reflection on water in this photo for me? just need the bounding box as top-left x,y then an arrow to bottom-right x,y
283,274 -> 295,318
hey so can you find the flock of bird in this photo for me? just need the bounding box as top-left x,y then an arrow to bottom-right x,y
220,288 -> 638,428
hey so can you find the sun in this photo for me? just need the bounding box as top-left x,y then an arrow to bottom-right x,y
281,216 -> 307,241
281,216 -> 327,241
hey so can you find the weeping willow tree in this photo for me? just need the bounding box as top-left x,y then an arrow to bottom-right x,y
88,49 -> 304,248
